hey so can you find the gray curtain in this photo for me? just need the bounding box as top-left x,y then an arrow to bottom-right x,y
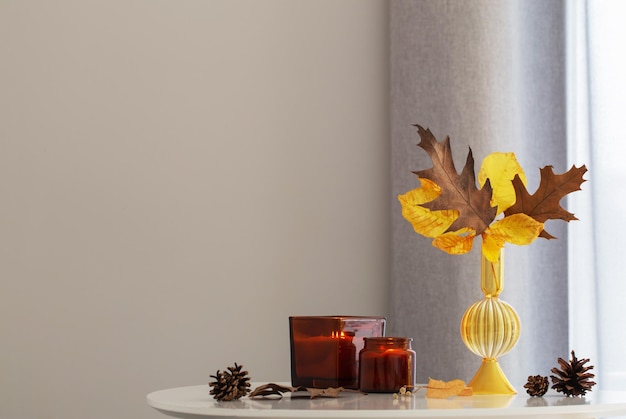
390,0 -> 569,387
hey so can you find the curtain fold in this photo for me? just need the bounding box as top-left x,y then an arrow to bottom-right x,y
390,0 -> 569,386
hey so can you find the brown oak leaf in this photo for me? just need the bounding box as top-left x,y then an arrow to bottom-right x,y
412,125 -> 496,235
248,383 -> 348,399
306,387 -> 345,399
504,165 -> 587,238
248,383 -> 299,398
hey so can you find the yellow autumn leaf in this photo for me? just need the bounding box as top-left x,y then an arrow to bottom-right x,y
426,378 -> 468,399
482,213 -> 544,262
458,387 -> 473,396
401,206 -> 459,239
482,234 -> 511,262
488,213 -> 544,244
482,231 -> 506,262
432,228 -> 476,255
398,180 -> 459,238
402,177 -> 442,204
478,152 -> 527,215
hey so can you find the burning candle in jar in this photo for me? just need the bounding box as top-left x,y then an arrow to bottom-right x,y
292,331 -> 357,386
289,316 -> 386,389
358,337 -> 415,393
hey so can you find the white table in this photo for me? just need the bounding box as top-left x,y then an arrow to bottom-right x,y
147,383 -> 626,419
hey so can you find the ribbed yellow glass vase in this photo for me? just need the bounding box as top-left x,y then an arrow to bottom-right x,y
460,249 -> 520,394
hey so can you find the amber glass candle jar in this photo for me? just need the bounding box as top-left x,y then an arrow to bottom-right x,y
289,316 -> 386,389
358,337 -> 415,393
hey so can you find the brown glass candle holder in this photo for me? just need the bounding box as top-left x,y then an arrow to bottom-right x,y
359,337 -> 416,393
289,316 -> 386,389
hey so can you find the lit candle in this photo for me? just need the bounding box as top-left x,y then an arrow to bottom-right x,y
289,316 -> 386,389
359,337 -> 416,393
293,332 -> 357,383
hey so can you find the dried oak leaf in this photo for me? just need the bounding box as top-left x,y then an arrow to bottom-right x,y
424,378 -> 471,399
248,383 -> 298,398
248,383 -> 347,399
307,387 -> 346,399
504,165 -> 587,239
413,125 -> 496,235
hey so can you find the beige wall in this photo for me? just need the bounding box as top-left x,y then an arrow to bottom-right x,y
0,1 -> 389,418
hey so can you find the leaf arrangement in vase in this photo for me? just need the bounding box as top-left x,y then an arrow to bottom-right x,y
398,125 -> 587,261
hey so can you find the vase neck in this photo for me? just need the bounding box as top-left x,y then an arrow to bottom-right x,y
481,250 -> 504,297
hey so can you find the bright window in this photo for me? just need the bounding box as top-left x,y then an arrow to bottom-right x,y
568,0 -> 626,390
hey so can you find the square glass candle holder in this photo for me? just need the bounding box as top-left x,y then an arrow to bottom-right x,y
289,316 -> 386,389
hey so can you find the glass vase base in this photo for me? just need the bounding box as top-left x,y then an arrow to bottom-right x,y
468,358 -> 517,395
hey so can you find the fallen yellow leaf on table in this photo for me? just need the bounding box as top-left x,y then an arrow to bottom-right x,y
458,386 -> 473,396
425,378 -> 471,399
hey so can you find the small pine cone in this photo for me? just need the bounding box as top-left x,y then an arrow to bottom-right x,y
209,363 -> 251,401
524,375 -> 549,397
550,350 -> 596,397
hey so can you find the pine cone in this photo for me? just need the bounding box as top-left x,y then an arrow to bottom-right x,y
524,375 -> 549,397
550,350 -> 596,397
209,363 -> 251,401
